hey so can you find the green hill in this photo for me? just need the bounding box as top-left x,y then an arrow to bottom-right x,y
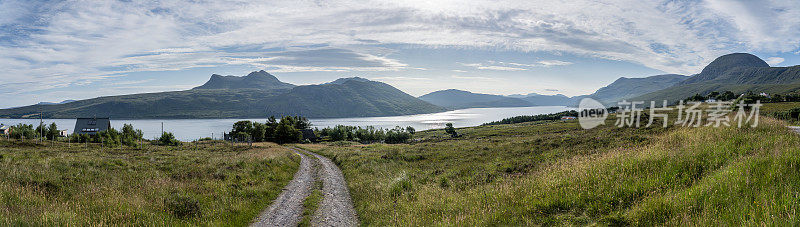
634,53 -> 800,103
0,72 -> 446,119
418,89 -> 533,109
587,74 -> 688,106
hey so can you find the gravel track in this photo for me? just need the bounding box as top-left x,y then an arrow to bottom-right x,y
306,150 -> 359,227
251,147 -> 358,227
252,150 -> 314,227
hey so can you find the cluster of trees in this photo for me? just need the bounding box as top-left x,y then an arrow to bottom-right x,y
316,125 -> 415,144
70,124 -> 145,147
686,91 -> 738,102
8,122 -> 62,140
482,110 -> 579,126
772,108 -> 800,122
686,91 -> 800,104
230,116 -> 310,144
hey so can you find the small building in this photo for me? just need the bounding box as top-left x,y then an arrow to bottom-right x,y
705,98 -> 717,103
59,130 -> 69,137
301,129 -> 318,142
74,118 -> 111,135
561,116 -> 577,121
0,125 -> 11,135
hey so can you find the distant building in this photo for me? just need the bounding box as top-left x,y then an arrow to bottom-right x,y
561,116 -> 577,120
301,129 -> 318,142
74,118 -> 111,135
705,98 -> 717,103
0,125 -> 11,135
59,130 -> 69,137
759,92 -> 770,98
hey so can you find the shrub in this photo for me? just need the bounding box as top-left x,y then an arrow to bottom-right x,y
159,132 -> 181,146
98,128 -> 121,147
121,124 -> 143,146
444,123 -> 459,138
164,193 -> 200,219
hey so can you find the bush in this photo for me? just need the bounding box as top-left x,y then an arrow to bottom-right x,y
444,123 -> 459,138
159,132 -> 180,146
164,193 -> 200,219
98,128 -> 121,147
9,124 -> 36,140
385,127 -> 412,144
121,124 -> 143,147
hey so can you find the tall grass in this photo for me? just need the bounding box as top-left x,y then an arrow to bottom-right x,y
300,108 -> 800,225
0,141 -> 299,226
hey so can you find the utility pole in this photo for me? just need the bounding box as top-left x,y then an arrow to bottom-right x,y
161,122 -> 164,136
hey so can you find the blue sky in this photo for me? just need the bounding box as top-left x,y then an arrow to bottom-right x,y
1,0 -> 799,108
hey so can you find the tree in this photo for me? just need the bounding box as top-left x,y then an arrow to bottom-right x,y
686,93 -> 705,102
707,91 -> 720,99
232,121 -> 254,141
121,124 -> 143,146
10,124 -> 35,140
274,118 -> 301,144
99,128 -> 122,147
444,123 -> 458,138
385,126 -> 412,144
252,122 -> 267,142
718,91 -> 736,101
47,122 -> 60,140
406,126 -> 416,135
159,132 -> 180,146
35,123 -> 46,139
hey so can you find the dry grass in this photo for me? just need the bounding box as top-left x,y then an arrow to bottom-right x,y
300,103 -> 800,225
0,140 -> 299,226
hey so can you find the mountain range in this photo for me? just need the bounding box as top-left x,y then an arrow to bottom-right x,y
0,73 -> 445,119
634,53 -> 800,103
2,52 -> 796,119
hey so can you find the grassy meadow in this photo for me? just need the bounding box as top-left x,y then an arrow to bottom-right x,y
0,140 -> 299,226
298,102 -> 800,225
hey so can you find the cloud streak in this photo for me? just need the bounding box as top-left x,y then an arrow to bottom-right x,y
1,0 -> 800,102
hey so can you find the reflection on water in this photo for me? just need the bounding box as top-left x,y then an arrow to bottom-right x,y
0,106 -> 571,141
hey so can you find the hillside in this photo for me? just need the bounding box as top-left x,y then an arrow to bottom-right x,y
587,74 -> 688,105
418,89 -> 532,109
634,53 -> 800,103
0,72 -> 446,119
300,104 -> 800,225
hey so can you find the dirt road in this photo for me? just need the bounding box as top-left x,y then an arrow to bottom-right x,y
251,147 -> 357,227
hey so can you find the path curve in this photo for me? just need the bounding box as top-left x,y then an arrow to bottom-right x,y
303,149 -> 359,227
252,149 -> 314,227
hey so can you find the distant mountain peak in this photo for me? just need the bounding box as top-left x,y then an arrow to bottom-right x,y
678,53 -> 771,85
326,77 -> 372,85
194,70 -> 295,90
700,53 -> 769,76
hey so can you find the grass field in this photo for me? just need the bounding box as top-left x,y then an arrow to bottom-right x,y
0,140 -> 298,226
299,102 -> 800,225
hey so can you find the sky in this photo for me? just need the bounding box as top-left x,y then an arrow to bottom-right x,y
1,0 -> 800,108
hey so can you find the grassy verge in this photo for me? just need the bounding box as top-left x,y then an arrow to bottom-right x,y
299,103 -> 800,225
0,140 -> 299,226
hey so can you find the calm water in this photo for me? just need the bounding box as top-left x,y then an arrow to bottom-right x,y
0,106 -> 571,141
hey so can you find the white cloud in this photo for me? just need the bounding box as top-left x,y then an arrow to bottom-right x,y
537,60 -> 573,66
462,59 -> 572,70
766,57 -> 785,66
2,0 -> 800,99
